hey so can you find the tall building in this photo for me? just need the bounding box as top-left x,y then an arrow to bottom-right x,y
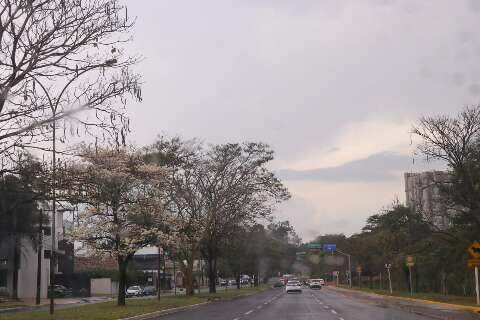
404,171 -> 452,230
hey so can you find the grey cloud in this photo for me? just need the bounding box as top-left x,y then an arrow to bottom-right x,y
277,152 -> 445,182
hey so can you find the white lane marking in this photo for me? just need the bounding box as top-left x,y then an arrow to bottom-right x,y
264,302 -> 268,305
323,306 -> 329,309
257,305 -> 262,309
233,318 -> 240,320
339,318 -> 345,320
319,301 -> 324,304
245,310 -> 253,315
331,309 -> 337,315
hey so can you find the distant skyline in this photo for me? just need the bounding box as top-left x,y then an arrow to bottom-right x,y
125,0 -> 480,240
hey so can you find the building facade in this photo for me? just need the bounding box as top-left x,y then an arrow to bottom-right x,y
0,202 -> 69,299
404,171 -> 452,230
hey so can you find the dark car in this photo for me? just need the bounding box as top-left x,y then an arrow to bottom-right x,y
48,285 -> 72,298
273,281 -> 284,288
142,286 -> 156,296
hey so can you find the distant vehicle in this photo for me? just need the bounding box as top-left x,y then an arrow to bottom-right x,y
48,285 -> 72,298
126,286 -> 143,297
310,280 -> 322,290
310,279 -> 324,288
228,279 -> 237,286
220,279 -> 228,286
285,280 -> 302,293
142,286 -> 156,296
282,274 -> 296,285
240,279 -> 249,285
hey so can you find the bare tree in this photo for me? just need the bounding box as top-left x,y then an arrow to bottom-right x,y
147,136 -> 205,296
198,142 -> 291,293
0,0 -> 141,171
413,106 -> 480,228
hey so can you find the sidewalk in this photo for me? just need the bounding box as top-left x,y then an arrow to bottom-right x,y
0,296 -> 112,314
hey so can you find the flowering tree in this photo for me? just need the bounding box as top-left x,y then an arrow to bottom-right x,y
62,146 -> 172,306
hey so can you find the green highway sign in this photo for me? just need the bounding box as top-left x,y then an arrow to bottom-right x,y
308,243 -> 322,250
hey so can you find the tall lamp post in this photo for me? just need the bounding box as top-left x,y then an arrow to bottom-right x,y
335,249 -> 352,288
385,263 -> 393,294
29,59 -> 117,314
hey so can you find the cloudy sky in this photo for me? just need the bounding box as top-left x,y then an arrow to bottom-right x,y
124,0 -> 480,240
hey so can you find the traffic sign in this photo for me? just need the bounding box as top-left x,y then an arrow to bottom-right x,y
308,243 -> 322,250
468,241 -> 480,259
406,255 -> 415,267
468,259 -> 480,268
323,244 -> 337,251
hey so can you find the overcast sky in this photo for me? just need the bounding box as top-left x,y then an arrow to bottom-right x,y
124,0 -> 480,241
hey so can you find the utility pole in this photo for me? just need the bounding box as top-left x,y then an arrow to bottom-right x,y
475,266 -> 479,305
173,257 -> 176,296
157,246 -> 162,300
36,209 -> 43,305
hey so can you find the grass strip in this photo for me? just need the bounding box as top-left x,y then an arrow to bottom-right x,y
336,285 -> 479,308
1,285 -> 269,320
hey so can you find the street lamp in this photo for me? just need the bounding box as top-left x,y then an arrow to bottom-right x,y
335,249 -> 352,288
385,263 -> 393,294
29,59 -> 117,314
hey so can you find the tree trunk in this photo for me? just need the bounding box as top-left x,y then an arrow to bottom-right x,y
184,258 -> 195,296
117,256 -> 128,306
236,273 -> 241,289
12,238 -> 19,300
207,256 -> 217,293
12,208 -> 19,300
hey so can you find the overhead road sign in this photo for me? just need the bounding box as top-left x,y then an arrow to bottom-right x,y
323,244 -> 336,251
308,243 -> 322,250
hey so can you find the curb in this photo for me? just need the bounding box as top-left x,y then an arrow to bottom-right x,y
330,286 -> 480,314
119,302 -> 209,320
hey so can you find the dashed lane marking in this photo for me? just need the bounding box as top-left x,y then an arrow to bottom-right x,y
339,318 -> 345,320
233,318 -> 240,320
257,306 -> 262,309
331,309 -> 337,315
245,310 -> 253,315
264,302 -> 268,305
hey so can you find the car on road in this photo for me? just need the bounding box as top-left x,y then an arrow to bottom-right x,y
309,280 -> 322,289
228,279 -> 237,286
126,286 -> 143,297
220,279 -> 228,286
319,279 -> 325,286
285,280 -> 302,293
142,286 -> 156,296
47,285 -> 72,298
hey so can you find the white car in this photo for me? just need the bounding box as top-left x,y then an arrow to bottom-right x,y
285,280 -> 302,293
126,286 -> 143,297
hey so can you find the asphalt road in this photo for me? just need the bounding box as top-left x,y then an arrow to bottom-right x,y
153,286 -> 480,320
